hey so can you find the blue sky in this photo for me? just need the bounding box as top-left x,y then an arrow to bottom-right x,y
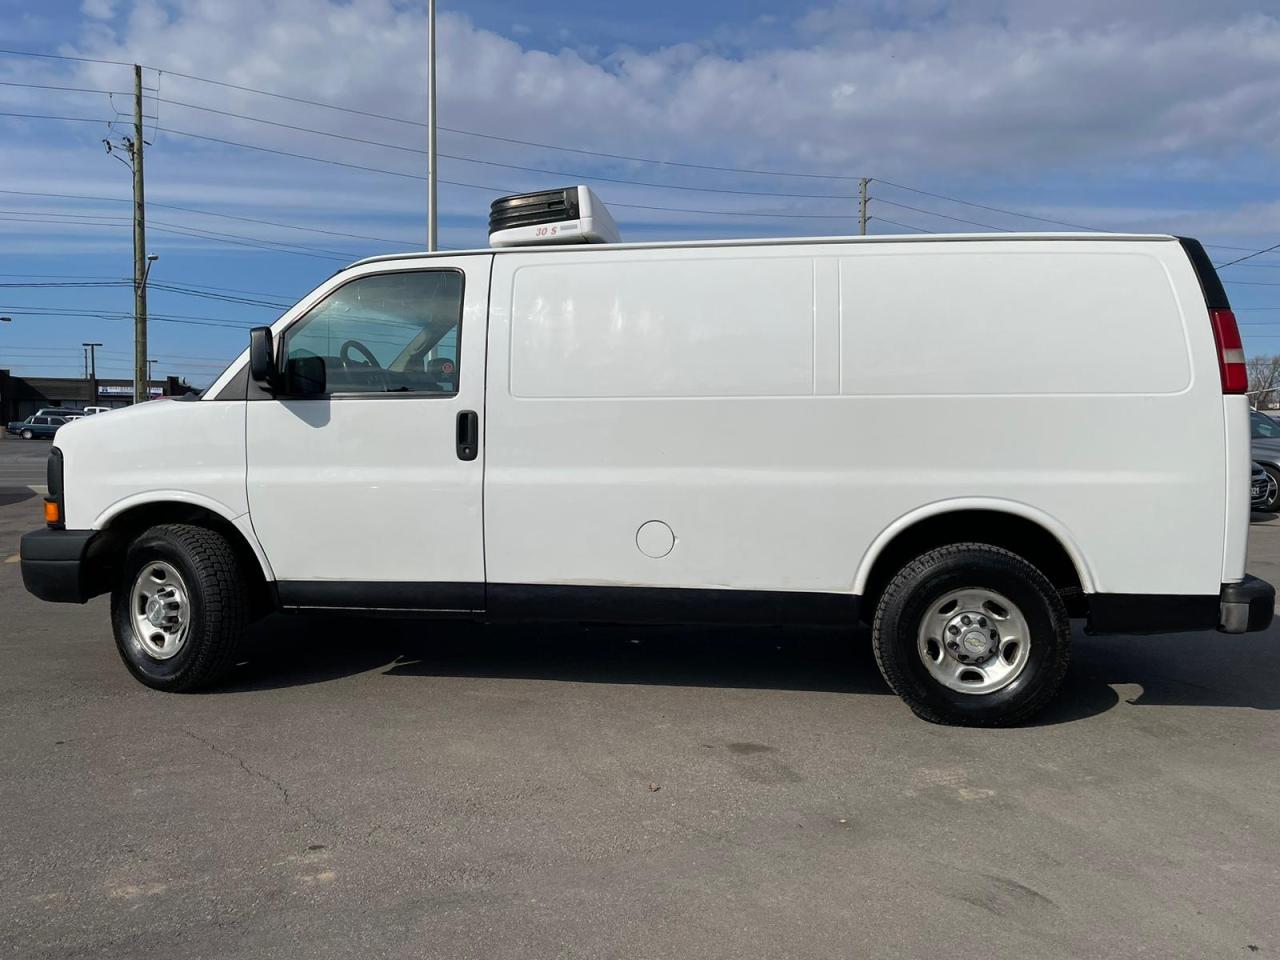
1,0 -> 1279,385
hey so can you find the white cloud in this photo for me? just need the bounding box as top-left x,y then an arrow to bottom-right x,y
67,1 -> 1280,182
81,0 -> 116,21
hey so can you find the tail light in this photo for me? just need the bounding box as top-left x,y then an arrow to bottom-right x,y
1208,308 -> 1247,394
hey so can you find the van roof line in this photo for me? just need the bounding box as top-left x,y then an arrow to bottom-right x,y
347,231 -> 1178,270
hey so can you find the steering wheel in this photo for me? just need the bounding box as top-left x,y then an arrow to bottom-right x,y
339,339 -> 380,369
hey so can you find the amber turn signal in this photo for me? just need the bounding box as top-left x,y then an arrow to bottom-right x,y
43,500 -> 60,525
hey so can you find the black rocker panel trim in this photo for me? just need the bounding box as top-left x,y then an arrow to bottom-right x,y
486,583 -> 859,624
277,580 -> 484,613
1086,592 -> 1218,635
274,581 -> 860,624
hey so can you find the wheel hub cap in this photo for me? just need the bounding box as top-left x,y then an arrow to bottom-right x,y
917,587 -> 1032,695
129,562 -> 191,660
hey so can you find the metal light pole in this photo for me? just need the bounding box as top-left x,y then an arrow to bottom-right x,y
427,0 -> 438,251
147,358 -> 157,384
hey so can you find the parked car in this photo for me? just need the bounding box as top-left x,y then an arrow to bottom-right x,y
84,407 -> 111,416
1249,412 -> 1280,510
1252,462 -> 1277,511
33,407 -> 85,419
16,186 -> 1276,726
6,415 -> 66,439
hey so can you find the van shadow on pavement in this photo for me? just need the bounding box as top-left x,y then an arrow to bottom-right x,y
0,488 -> 36,508
217,614 -> 1280,725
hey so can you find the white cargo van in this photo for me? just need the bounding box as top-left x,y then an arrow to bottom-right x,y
20,186 -> 1273,725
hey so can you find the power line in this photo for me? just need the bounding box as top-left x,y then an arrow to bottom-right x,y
0,211 -> 353,261
1216,241 -> 1280,270
150,68 -> 863,181
148,217 -> 358,258
0,79 -> 137,96
156,126 -> 858,220
871,197 -> 1012,232
0,110 -> 114,124
0,271 -> 298,300
0,187 -> 423,248
869,216 -> 931,233
0,47 -> 134,67
873,178 -> 1102,231
155,97 -> 856,200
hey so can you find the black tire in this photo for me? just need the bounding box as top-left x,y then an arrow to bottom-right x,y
20,429 -> 33,440
111,523 -> 249,691
1263,465 -> 1280,512
872,543 -> 1070,727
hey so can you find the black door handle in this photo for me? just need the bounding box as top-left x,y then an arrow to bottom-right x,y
456,410 -> 478,461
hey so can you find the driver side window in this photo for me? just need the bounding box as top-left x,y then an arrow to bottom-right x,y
280,269 -> 464,396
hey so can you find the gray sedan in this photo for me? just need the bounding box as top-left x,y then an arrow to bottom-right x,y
1250,412 -> 1280,510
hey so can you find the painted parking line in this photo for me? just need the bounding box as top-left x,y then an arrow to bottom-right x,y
4,555 -> 18,564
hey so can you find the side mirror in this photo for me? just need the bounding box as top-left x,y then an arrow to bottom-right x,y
249,327 -> 276,388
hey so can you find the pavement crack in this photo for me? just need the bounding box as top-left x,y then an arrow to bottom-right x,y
183,729 -> 318,825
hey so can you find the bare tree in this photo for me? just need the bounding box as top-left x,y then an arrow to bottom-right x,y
1247,355 -> 1280,409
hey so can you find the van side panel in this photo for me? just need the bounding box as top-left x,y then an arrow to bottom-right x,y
839,252 -> 1189,395
509,257 -> 816,398
483,240 -> 1226,599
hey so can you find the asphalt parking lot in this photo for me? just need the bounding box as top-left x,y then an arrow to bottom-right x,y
1,434 -> 1278,959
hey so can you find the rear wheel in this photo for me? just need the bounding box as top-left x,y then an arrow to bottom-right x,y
111,523 -> 249,691
872,543 -> 1070,726
20,429 -> 33,440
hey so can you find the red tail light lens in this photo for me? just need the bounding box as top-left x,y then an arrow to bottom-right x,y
1209,308 -> 1247,394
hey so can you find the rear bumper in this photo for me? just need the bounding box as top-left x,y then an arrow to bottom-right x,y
1087,576 -> 1275,635
1219,576 -> 1275,634
20,528 -> 101,604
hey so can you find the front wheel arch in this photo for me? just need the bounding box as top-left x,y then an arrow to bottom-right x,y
96,503 -> 272,615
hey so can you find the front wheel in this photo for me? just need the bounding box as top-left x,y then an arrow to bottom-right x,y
872,543 -> 1070,726
111,523 -> 250,691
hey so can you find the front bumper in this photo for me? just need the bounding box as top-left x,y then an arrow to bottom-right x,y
1087,576 -> 1275,635
20,528 -> 102,603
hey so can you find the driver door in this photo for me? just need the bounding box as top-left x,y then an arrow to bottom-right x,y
246,257 -> 490,611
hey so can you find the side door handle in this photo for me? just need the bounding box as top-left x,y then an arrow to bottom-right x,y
456,410 -> 478,461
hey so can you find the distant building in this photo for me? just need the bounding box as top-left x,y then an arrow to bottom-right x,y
0,370 -> 197,422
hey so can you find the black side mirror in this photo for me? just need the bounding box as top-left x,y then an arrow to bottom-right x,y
249,327 -> 276,388
285,354 -> 327,396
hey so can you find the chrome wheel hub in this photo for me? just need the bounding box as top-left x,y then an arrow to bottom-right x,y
917,588 -> 1031,695
130,561 -> 191,660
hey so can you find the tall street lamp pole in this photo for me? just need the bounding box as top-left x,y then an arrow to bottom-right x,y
427,0 -> 438,252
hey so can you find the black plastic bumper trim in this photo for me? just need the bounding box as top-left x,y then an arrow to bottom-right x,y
1219,575 -> 1275,634
19,528 -> 98,603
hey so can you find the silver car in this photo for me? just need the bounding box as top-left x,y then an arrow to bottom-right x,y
1250,412 -> 1280,510
1253,461 -> 1277,511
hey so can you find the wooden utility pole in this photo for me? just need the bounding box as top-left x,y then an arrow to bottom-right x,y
858,177 -> 870,236
130,65 -> 149,404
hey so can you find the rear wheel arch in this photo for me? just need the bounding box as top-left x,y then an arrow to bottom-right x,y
856,502 -> 1092,618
